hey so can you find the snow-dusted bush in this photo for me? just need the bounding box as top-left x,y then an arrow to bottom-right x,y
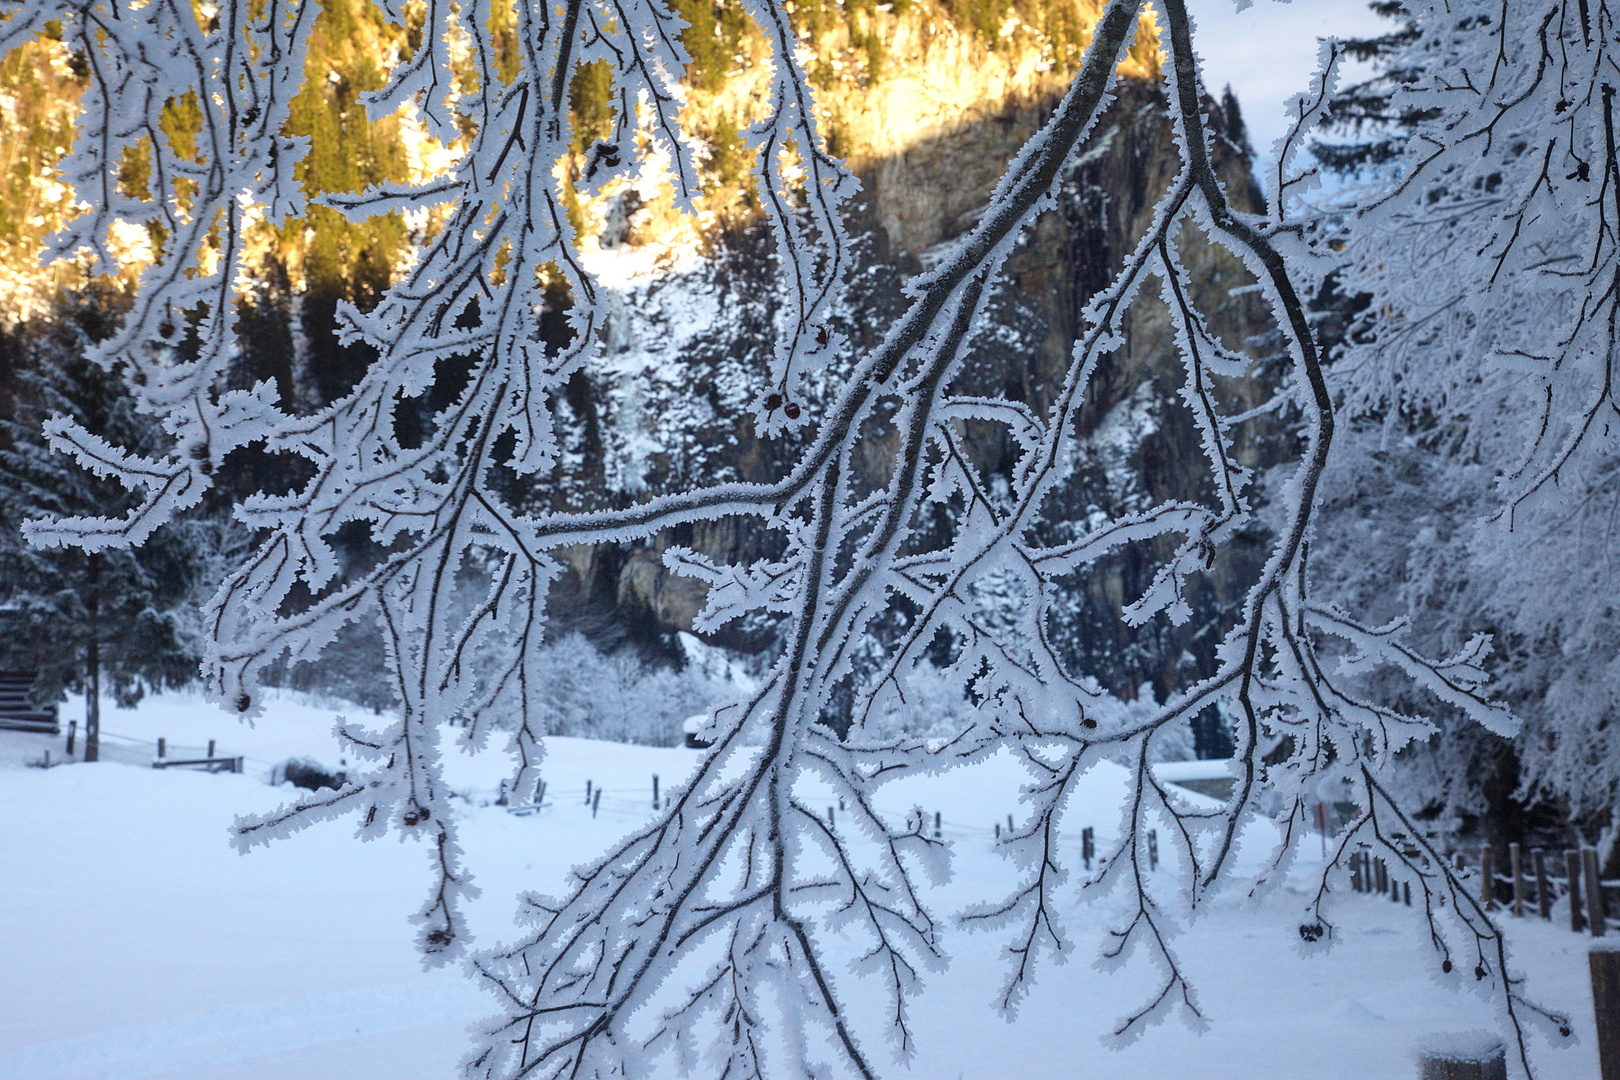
522,634 -> 721,745
274,757 -> 349,792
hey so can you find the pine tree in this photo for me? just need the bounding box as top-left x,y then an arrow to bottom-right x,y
0,289 -> 207,760
0,22 -> 90,320
1311,2 -> 1425,176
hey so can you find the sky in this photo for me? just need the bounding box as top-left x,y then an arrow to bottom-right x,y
1181,0 -> 1392,192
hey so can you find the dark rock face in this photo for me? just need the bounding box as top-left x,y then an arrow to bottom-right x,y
541,78 -> 1287,743
995,82 -> 1286,741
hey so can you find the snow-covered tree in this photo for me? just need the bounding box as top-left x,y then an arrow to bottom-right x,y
0,288 -> 207,759
0,0 -> 1590,1075
513,632 -> 723,744
1303,0 -> 1620,857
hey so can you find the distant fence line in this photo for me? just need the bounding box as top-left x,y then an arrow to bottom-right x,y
50,728 -> 267,775
1351,842 -> 1618,936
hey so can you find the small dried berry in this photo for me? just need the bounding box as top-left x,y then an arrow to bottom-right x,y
764,393 -> 782,410
783,401 -> 801,420
235,691 -> 251,713
1441,959 -> 1452,973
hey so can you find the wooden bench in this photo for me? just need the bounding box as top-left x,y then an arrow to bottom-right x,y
152,756 -> 244,774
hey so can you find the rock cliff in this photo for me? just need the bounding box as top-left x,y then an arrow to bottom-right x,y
545,0 -> 1284,746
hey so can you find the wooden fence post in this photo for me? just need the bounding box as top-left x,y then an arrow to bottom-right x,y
1147,829 -> 1158,871
1592,945 -> 1620,1080
65,720 -> 76,756
1570,850 -> 1586,932
652,774 -> 659,809
157,737 -> 166,759
1480,846 -> 1495,910
591,788 -> 601,818
1534,849 -> 1552,919
1585,847 -> 1608,937
207,739 -> 215,758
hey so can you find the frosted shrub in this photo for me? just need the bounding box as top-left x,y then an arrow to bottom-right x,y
524,634 -> 720,745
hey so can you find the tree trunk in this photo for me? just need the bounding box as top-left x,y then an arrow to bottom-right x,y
83,554 -> 100,762
84,635 -> 100,762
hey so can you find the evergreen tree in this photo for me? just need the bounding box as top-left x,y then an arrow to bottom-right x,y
0,289 -> 206,760
1312,3 -> 1425,176
0,23 -> 89,320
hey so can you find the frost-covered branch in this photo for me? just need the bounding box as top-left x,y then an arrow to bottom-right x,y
2,0 -> 1587,1074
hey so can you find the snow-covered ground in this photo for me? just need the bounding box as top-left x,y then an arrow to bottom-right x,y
0,692 -> 1603,1080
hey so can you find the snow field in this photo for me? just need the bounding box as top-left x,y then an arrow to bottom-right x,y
0,691 -> 1603,1080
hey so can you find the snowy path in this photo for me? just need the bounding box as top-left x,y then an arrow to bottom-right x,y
0,693 -> 1603,1080
0,982 -> 485,1080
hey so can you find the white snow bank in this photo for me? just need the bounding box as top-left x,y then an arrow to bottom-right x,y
0,692 -> 1602,1080
1410,1029 -> 1506,1063
1153,758 -> 1239,783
